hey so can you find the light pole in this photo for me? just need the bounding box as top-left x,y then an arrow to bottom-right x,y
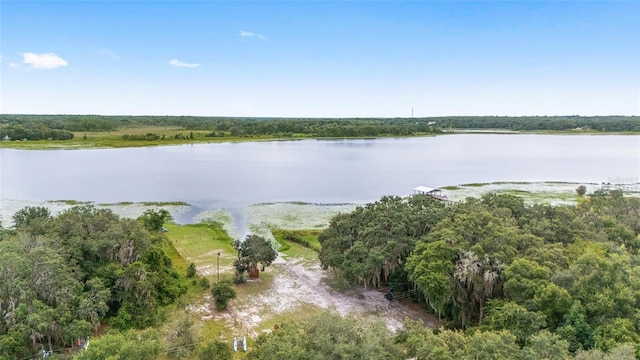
217,252 -> 221,282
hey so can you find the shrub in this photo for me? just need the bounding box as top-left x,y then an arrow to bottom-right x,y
211,280 -> 236,311
187,263 -> 197,278
197,340 -> 232,360
199,277 -> 211,289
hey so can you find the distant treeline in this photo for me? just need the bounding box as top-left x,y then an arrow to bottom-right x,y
433,115 -> 639,132
0,122 -> 75,140
1,115 -> 637,141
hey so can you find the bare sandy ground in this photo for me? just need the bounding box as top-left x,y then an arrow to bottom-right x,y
189,253 -> 439,337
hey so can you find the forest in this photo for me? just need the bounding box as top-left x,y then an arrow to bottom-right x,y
318,189 -> 640,358
0,207 -> 186,359
1,190 -> 639,359
1,115 -> 638,141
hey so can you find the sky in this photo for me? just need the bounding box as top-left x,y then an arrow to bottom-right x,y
1,1 -> 639,117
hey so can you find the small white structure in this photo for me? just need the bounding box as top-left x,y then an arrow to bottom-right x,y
413,186 -> 448,200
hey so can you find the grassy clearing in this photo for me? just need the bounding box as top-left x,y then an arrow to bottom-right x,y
279,241 -> 318,261
198,318 -> 233,345
192,209 -> 239,240
234,271 -> 276,299
164,223 -> 237,279
272,229 -> 322,252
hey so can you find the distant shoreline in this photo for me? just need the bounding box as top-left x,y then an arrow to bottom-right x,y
1,130 -> 637,150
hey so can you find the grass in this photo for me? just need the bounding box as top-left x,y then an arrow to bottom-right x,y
164,223 -> 237,280
279,241 -> 318,261
159,223 -> 241,357
271,228 -> 322,256
459,182 -> 486,187
163,237 -> 190,273
234,271 -> 276,298
0,127 -> 286,150
256,304 -> 325,333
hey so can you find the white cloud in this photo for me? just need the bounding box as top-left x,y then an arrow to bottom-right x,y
98,49 -> 120,59
240,30 -> 267,40
21,53 -> 69,69
169,59 -> 200,68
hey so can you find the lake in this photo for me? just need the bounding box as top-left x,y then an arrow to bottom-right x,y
1,134 -> 638,211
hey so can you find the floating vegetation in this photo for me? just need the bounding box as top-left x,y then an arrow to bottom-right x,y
192,209 -> 239,240
443,181 -> 617,206
246,202 -> 358,230
1,199 -> 190,228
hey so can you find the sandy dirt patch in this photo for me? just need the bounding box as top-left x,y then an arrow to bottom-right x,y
193,254 -> 439,337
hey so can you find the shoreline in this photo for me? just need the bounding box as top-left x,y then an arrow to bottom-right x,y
3,181 -> 638,230
1,130 -> 637,150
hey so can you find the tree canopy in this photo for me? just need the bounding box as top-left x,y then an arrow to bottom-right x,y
318,190 -> 640,355
0,206 -> 185,359
233,234 -> 278,283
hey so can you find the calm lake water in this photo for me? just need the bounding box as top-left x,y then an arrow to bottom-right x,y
1,135 -> 639,210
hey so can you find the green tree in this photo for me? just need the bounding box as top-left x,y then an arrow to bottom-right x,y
166,314 -> 196,359
74,330 -> 160,360
395,319 -> 467,360
521,330 -> 571,360
556,301 -> 594,353
405,240 -> 457,319
533,283 -> 572,329
233,235 -> 277,282
484,300 -> 547,346
137,209 -> 172,232
248,311 -> 401,360
464,330 -> 521,360
593,318 -> 639,352
453,251 -> 503,327
576,186 -> 587,196
503,258 -> 552,306
211,280 -> 236,311
12,206 -> 51,235
187,263 -> 197,278
196,340 -> 232,360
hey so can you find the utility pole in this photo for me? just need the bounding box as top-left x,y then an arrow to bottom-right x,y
411,108 -> 414,118
217,252 -> 221,282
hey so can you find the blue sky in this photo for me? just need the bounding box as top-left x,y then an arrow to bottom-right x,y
1,1 -> 638,117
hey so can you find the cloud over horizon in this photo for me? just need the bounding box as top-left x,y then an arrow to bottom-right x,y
20,53 -> 69,69
240,30 -> 266,40
169,59 -> 200,68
